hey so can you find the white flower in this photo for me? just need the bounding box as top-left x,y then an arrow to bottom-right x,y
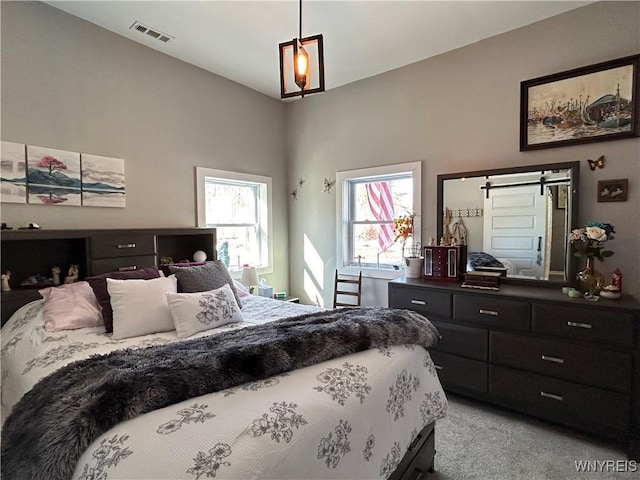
585,226 -> 607,242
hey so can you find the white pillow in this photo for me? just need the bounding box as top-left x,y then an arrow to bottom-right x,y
107,275 -> 178,339
166,283 -> 244,339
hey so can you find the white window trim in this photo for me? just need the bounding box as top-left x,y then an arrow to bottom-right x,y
336,161 -> 422,280
196,167 -> 273,276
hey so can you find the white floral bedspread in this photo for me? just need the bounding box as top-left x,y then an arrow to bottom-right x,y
1,296 -> 447,480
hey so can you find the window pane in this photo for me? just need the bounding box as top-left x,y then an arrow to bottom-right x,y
216,226 -> 259,269
197,167 -> 272,272
352,224 -> 403,266
205,181 -> 257,225
337,161 -> 421,275
353,177 -> 413,221
350,176 -> 413,258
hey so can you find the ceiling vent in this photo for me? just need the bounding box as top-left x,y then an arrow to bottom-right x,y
130,21 -> 173,43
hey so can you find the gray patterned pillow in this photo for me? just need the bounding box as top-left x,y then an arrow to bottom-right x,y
168,260 -> 242,308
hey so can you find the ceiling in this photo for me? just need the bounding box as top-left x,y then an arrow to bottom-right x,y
45,1 -> 593,100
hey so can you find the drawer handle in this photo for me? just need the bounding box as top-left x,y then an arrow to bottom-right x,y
434,365 -> 443,371
118,265 -> 138,272
411,299 -> 427,305
540,391 -> 563,402
479,309 -> 498,316
117,243 -> 136,249
567,321 -> 592,329
541,355 -> 564,364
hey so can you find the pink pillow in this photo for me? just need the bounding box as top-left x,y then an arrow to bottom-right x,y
39,281 -> 104,332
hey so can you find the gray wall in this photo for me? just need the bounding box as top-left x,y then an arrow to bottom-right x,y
286,1 -> 640,304
0,1 -> 289,291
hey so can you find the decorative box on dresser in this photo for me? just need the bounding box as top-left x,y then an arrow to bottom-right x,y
389,277 -> 640,460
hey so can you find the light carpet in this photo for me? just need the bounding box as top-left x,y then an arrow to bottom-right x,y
430,394 -> 636,480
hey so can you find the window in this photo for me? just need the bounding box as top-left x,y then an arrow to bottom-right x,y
196,167 -> 272,273
336,162 -> 421,278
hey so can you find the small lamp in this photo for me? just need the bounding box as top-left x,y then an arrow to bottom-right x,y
278,0 -> 325,99
240,266 -> 259,293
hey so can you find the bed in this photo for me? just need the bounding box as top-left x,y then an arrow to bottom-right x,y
1,274 -> 447,480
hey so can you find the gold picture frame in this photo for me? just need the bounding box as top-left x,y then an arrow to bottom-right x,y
521,55 -> 639,150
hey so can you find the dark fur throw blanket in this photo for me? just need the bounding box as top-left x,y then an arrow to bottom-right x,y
2,307 -> 440,480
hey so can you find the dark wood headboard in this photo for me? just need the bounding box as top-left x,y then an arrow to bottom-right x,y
1,228 -> 217,326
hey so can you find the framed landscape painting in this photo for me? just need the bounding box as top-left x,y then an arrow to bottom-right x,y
27,145 -> 81,206
81,154 -> 125,208
520,55 -> 639,151
1,141 -> 27,204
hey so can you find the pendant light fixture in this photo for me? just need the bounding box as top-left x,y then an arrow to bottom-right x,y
278,0 -> 325,99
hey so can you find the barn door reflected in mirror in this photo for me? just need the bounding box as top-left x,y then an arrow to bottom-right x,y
437,161 -> 579,285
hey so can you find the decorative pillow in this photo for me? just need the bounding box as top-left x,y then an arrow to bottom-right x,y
168,260 -> 242,308
86,266 -> 162,333
158,261 -> 207,278
39,281 -> 103,332
166,283 -> 244,338
107,275 -> 178,340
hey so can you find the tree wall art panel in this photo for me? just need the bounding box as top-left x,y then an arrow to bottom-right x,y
26,145 -> 81,206
1,141 -> 27,204
81,154 -> 125,208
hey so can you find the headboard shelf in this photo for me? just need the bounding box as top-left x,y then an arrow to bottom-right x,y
1,227 -> 217,326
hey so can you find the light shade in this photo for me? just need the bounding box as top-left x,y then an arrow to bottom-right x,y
240,266 -> 259,287
279,34 -> 325,99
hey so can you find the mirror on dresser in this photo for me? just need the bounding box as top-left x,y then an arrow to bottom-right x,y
436,161 -> 580,285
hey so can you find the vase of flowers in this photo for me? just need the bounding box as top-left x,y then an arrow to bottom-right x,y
569,222 -> 615,297
393,213 -> 423,277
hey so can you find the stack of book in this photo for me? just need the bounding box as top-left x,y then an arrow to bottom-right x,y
462,271 -> 502,290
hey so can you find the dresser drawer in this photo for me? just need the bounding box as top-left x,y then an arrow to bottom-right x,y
432,320 -> 488,360
430,351 -> 487,393
90,233 -> 156,259
90,255 -> 157,275
454,294 -> 530,330
490,366 -> 630,433
532,303 -> 634,348
389,286 -> 452,318
490,332 -> 632,393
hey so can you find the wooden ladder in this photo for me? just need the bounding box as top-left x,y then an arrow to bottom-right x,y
333,270 -> 362,308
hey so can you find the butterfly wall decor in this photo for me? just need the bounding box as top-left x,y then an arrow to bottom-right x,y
323,178 -> 335,194
289,189 -> 298,201
587,155 -> 605,171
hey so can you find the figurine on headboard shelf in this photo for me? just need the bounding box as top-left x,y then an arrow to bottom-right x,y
1,271 -> 11,292
64,265 -> 79,284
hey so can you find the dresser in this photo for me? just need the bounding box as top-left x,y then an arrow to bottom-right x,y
389,277 -> 640,459
0,228 -> 217,325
